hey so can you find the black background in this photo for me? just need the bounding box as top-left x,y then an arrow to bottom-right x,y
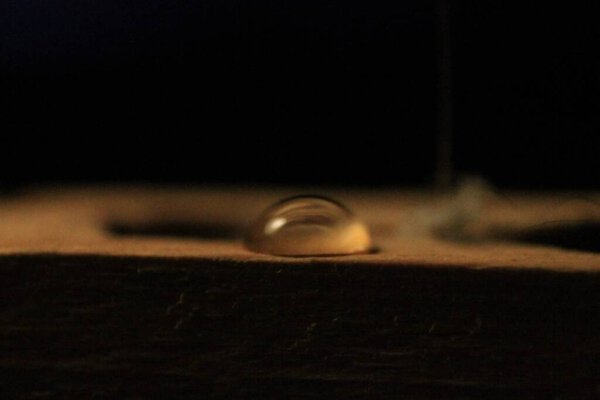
1,0 -> 598,190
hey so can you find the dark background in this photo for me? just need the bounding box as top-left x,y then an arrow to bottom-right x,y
1,0 -> 598,190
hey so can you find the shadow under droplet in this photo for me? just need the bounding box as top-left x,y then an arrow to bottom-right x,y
495,222 -> 600,253
108,221 -> 241,240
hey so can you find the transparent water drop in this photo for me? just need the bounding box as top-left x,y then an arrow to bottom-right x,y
244,195 -> 372,256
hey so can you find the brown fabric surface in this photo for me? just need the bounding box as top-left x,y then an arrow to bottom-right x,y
0,186 -> 599,272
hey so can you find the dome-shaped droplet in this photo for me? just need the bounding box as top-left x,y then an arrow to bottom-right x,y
244,195 -> 372,256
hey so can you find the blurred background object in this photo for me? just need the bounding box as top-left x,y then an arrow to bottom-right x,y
1,0 -> 598,190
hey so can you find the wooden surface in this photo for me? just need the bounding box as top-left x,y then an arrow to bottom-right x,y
0,186 -> 598,270
1,187 -> 600,398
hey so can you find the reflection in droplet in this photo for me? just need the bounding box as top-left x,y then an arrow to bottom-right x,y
244,195 -> 372,256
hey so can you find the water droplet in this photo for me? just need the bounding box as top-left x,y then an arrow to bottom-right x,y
244,195 -> 372,256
